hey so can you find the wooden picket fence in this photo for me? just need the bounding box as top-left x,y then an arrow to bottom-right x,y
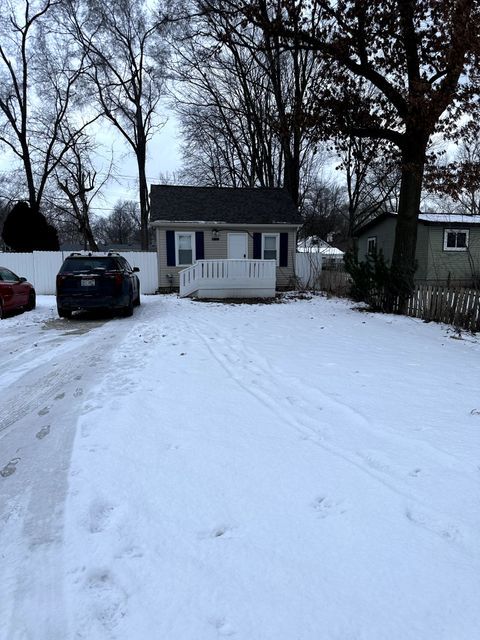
369,284 -> 480,332
320,268 -> 351,295
405,284 -> 480,332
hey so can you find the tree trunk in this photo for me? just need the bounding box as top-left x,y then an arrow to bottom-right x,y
136,134 -> 149,251
389,132 -> 428,311
82,213 -> 98,251
138,161 -> 149,251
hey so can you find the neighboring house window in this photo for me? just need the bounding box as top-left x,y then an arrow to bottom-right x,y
175,232 -> 195,265
367,236 -> 377,255
443,229 -> 469,251
262,233 -> 279,264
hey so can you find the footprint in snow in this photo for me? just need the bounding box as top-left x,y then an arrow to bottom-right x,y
114,545 -> 143,560
85,570 -> 128,628
73,387 -> 83,398
198,525 -> 234,540
0,458 -> 21,478
312,496 -> 346,518
38,406 -> 50,416
88,500 -> 116,533
208,617 -> 236,636
36,425 -> 50,440
54,392 -> 65,401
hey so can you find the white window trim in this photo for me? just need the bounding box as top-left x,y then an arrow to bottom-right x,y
443,228 -> 469,252
367,236 -> 377,254
262,233 -> 280,265
175,231 -> 196,266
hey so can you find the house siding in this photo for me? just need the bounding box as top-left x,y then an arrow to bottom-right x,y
357,217 -> 480,285
415,224 -> 429,281
357,217 -> 397,263
424,225 -> 480,285
155,226 -> 297,291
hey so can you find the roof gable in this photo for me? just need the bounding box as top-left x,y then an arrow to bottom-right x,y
150,185 -> 303,225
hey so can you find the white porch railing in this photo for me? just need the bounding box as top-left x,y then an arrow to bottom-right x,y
179,259 -> 276,298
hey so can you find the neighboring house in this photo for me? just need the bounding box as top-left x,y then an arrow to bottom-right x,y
355,212 -> 480,287
297,236 -> 345,267
149,185 -> 303,296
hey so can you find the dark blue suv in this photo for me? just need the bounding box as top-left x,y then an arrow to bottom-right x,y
56,252 -> 140,318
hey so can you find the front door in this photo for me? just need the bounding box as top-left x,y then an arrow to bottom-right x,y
228,233 -> 248,259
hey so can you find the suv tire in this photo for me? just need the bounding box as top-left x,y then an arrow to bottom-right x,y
122,294 -> 134,317
58,307 -> 72,319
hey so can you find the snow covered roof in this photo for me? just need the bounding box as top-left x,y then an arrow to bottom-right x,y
356,211 -> 480,235
150,185 -> 303,226
418,213 -> 480,224
297,237 -> 344,255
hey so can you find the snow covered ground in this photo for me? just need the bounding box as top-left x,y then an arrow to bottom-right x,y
1,293 -> 479,640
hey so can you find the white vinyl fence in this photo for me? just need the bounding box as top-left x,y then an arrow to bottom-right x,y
295,252 -> 323,289
0,251 -> 158,294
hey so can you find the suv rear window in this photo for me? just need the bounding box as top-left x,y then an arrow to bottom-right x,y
60,257 -> 119,272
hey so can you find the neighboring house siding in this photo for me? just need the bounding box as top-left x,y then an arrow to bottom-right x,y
155,226 -> 297,290
425,226 -> 480,285
358,217 -> 396,262
357,217 -> 480,285
415,224 -> 429,281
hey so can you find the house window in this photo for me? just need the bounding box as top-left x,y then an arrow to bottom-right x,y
367,236 -> 377,255
175,232 -> 195,265
444,229 -> 469,251
262,233 -> 279,264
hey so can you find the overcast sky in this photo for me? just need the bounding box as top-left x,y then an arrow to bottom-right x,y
91,113 -> 183,214
0,108 -> 183,217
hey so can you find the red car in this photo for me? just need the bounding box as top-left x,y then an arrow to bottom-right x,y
0,266 -> 36,319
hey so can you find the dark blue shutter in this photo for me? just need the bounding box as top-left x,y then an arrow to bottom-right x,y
253,233 -> 262,259
195,231 -> 204,260
166,230 -> 176,266
279,232 -> 289,267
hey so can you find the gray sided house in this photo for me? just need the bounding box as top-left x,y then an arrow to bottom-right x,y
150,185 -> 303,296
356,212 -> 480,287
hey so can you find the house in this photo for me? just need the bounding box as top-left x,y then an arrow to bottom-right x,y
149,185 -> 303,297
297,236 -> 345,268
355,212 -> 480,287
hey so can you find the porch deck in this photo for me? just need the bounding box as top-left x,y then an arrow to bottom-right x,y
179,259 -> 276,299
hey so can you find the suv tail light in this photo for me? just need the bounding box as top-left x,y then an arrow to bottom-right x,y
56,274 -> 67,288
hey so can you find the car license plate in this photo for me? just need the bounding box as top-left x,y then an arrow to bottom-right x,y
81,279 -> 95,287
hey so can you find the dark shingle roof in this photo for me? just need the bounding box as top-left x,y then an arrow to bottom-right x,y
150,185 -> 303,225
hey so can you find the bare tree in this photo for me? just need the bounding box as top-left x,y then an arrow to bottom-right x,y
300,176 -> 348,242
93,199 -> 141,246
66,0 -> 169,249
0,0 -> 90,216
50,124 -> 116,250
336,136 -> 401,238
237,0 -> 480,304
173,0 -> 324,206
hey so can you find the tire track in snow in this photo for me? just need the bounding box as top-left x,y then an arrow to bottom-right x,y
190,317 -> 478,559
0,314 -> 136,640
